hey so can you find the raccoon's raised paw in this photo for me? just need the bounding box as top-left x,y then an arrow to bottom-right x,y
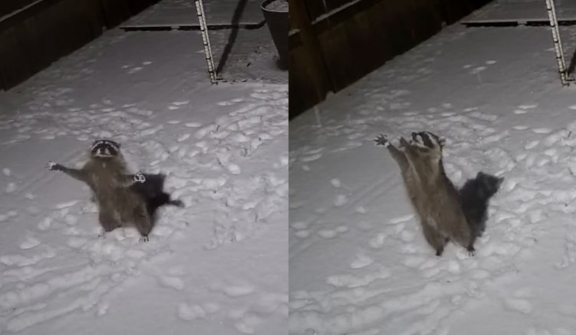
133,172 -> 146,183
399,137 -> 411,148
374,134 -> 390,147
47,161 -> 61,171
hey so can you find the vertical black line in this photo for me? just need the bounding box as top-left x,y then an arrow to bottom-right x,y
215,0 -> 248,74
568,45 -> 576,76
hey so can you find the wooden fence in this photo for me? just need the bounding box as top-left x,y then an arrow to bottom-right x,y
0,0 -> 160,91
289,0 -> 494,119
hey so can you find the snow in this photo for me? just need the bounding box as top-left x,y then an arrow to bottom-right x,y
122,0 -> 264,28
289,16 -> 576,335
464,0 -> 576,23
0,7 -> 287,335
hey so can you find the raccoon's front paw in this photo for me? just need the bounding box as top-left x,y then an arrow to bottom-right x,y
374,134 -> 390,147
133,172 -> 146,183
47,161 -> 61,171
466,245 -> 476,256
139,236 -> 149,242
399,137 -> 411,148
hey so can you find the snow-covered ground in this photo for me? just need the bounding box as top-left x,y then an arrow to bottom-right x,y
289,18 -> 576,335
0,12 -> 287,335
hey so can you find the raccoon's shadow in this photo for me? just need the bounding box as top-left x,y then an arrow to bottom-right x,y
130,173 -> 184,229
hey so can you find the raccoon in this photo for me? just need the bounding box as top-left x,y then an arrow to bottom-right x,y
47,139 -> 153,241
459,171 -> 504,238
375,131 -> 475,256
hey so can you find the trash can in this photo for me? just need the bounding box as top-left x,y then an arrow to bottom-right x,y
261,0 -> 289,70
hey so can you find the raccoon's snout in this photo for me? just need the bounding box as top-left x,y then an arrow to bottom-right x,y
93,145 -> 117,157
95,147 -> 112,157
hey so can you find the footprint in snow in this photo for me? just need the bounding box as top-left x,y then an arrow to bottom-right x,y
177,303 -> 206,321
6,182 -> 17,193
503,298 -> 532,315
532,128 -> 552,134
333,194 -> 348,207
524,140 -> 539,150
350,251 -> 374,269
300,153 -> 323,163
403,255 -> 426,268
389,214 -> 414,225
235,314 -> 262,334
158,276 -> 185,291
127,67 -> 143,74
20,236 -> 41,250
470,66 -> 487,74
294,230 -> 311,238
290,221 -> 309,230
369,233 -> 387,248
326,267 -> 391,288
317,229 -> 337,239
209,280 -> 255,297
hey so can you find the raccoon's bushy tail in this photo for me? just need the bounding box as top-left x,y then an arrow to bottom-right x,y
459,172 -> 503,238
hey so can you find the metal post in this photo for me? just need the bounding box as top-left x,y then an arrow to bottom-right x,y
195,0 -> 218,84
545,0 -> 569,85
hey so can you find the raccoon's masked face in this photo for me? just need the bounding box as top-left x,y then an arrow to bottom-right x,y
410,131 -> 445,158
90,139 -> 121,159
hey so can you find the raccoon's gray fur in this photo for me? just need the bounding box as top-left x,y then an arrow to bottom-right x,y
459,171 -> 504,238
47,139 -> 153,241
375,131 -> 475,256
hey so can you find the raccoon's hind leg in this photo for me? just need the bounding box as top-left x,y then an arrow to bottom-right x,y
451,230 -> 476,256
133,204 -> 152,242
421,223 -> 449,256
99,211 -> 121,233
47,162 -> 89,183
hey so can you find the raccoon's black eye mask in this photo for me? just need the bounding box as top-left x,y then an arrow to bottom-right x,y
91,139 -> 121,151
410,131 -> 445,148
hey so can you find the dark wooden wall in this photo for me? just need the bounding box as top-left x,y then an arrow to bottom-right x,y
289,0 -> 494,119
0,0 -> 160,91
